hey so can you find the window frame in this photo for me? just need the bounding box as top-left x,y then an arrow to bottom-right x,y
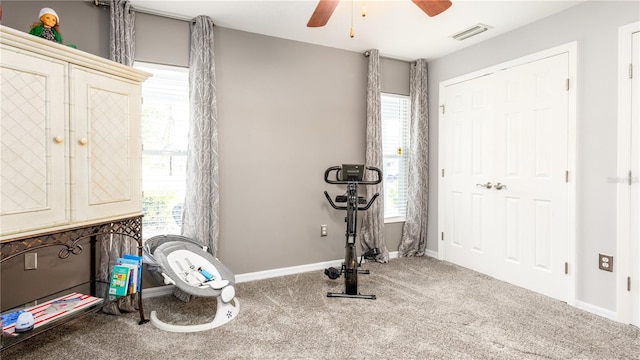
381,92 -> 410,223
134,61 -> 190,240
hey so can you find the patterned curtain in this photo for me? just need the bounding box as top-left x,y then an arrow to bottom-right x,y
398,59 -> 429,257
109,0 -> 135,66
100,0 -> 138,314
359,49 -> 389,263
181,15 -> 219,255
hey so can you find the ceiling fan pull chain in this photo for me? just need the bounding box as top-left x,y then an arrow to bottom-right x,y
350,0 -> 355,38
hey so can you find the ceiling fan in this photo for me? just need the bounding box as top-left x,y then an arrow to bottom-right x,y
307,0 -> 453,27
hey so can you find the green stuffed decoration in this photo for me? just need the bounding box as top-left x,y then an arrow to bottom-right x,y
29,7 -> 62,44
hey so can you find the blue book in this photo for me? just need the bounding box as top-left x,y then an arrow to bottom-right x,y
123,254 -> 143,292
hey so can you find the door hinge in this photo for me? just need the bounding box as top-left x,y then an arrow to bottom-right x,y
629,170 -> 633,186
441,169 -> 445,177
141,97 -> 144,104
441,232 -> 444,241
628,276 -> 631,291
629,64 -> 633,79
565,170 -> 569,183
566,78 -> 570,91
565,262 -> 568,274
440,104 -> 445,114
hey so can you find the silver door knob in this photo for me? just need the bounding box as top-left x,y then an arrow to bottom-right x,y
476,182 -> 492,189
495,182 -> 507,190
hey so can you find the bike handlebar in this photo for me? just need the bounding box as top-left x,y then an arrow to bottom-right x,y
324,191 -> 380,211
324,165 -> 383,185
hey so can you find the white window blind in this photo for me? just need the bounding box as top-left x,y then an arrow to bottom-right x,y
381,93 -> 410,221
134,62 -> 189,239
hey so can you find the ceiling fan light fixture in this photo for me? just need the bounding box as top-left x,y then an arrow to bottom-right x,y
451,23 -> 492,41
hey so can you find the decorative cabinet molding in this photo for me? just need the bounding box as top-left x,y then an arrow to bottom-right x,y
0,25 -> 151,240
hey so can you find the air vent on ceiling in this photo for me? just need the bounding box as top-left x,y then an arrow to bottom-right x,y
451,24 -> 492,41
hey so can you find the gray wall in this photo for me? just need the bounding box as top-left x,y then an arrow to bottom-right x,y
5,0 -> 635,316
428,1 -> 639,312
0,1 -> 110,57
135,12 -> 190,67
214,27 -> 409,273
0,1 -> 407,309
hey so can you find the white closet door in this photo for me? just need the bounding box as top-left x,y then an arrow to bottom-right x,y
0,49 -> 68,235
441,52 -> 570,302
441,74 -> 496,276
492,54 -> 570,300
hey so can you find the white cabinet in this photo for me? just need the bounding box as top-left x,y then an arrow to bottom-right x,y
0,25 -> 150,239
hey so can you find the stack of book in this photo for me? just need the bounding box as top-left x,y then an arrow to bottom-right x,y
108,254 -> 143,297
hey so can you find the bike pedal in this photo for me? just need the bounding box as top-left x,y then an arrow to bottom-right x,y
363,248 -> 380,260
324,267 -> 341,280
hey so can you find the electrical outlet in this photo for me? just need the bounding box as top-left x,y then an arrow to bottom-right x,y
320,224 -> 328,237
599,254 -> 613,272
25,252 -> 37,270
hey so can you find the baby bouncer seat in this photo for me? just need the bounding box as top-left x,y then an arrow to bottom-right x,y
144,235 -> 239,332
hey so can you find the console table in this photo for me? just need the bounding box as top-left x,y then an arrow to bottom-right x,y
0,215 -> 148,352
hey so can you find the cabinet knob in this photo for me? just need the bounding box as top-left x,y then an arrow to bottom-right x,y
78,138 -> 88,146
53,136 -> 64,144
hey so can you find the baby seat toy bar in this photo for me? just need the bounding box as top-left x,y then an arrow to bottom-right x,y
143,235 -> 239,332
323,164 -> 381,300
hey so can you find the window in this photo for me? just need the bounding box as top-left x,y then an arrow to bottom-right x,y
381,93 -> 410,221
134,62 -> 189,239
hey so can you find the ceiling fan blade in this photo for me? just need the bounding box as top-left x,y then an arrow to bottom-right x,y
412,0 -> 452,17
307,0 -> 340,27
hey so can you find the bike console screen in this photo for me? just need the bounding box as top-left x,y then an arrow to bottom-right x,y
340,164 -> 364,181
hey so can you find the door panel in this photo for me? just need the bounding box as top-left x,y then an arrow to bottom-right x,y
493,54 -> 569,300
442,75 -> 494,276
0,49 -> 68,235
71,66 -> 142,221
441,53 -> 570,301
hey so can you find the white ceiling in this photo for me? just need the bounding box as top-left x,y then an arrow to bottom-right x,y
129,0 -> 585,61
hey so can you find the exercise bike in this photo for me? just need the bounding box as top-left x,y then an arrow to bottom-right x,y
323,164 -> 382,300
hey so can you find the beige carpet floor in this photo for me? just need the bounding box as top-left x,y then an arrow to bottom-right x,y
2,256 -> 639,359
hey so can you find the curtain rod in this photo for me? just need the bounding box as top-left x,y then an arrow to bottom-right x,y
92,0 -> 195,23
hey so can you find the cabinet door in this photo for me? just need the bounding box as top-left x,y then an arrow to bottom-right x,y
70,66 -> 142,221
0,48 -> 69,236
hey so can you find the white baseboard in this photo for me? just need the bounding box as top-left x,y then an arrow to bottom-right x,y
143,251 -> 404,298
574,300 -> 618,322
235,251 -> 399,283
141,284 -> 175,299
425,249 -> 438,258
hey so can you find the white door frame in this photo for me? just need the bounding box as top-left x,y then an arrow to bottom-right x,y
438,42 -> 578,306
616,21 -> 640,325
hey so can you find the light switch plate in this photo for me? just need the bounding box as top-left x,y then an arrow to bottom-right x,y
25,252 -> 37,270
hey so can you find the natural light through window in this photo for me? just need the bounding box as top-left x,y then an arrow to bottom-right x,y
135,62 -> 189,240
382,93 -> 410,222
